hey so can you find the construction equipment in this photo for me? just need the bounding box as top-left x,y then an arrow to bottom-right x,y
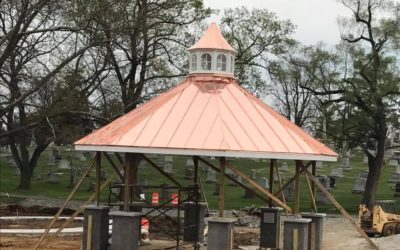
359,200 -> 400,236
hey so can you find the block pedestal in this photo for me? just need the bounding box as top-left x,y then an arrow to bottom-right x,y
207,217 -> 236,250
283,218 -> 311,250
260,207 -> 282,249
82,205 -> 110,250
183,202 -> 207,242
301,213 -> 326,250
109,211 -> 141,250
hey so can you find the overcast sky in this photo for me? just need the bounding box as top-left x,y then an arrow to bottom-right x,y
203,0 -> 354,46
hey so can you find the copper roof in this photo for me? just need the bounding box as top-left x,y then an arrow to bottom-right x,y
188,22 -> 236,53
75,75 -> 337,161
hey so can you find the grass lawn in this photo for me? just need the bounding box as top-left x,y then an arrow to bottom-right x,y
0,147 -> 398,214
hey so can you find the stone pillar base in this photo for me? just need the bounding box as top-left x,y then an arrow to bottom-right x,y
82,205 -> 110,250
301,213 -> 326,250
283,218 -> 311,250
260,207 -> 282,249
207,217 -> 236,250
183,202 -> 207,242
109,211 -> 141,250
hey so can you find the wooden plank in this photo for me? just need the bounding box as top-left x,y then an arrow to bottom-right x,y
87,215 -> 93,250
103,152 -> 123,181
225,162 -> 292,213
34,157 -> 96,250
273,161 -> 312,197
274,162 -> 289,215
95,152 -> 101,206
269,159 -> 275,207
293,228 -> 299,250
294,161 -> 301,216
198,157 -> 269,203
302,165 -> 379,250
219,157 -> 226,217
141,154 -> 183,188
311,161 -> 317,212
124,155 -> 131,211
305,171 -> 318,213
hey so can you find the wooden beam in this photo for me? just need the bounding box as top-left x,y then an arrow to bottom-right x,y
269,159 -> 275,207
274,162 -> 289,216
273,161 -> 312,197
198,157 -> 269,203
304,171 -> 317,213
219,157 -> 226,217
294,161 -> 301,216
34,157 -> 96,250
103,152 -> 123,181
193,156 -> 199,186
95,152 -> 101,206
301,164 -> 379,250
140,154 -> 183,188
225,161 -> 292,213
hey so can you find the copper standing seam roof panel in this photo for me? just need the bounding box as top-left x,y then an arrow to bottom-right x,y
75,75 -> 337,161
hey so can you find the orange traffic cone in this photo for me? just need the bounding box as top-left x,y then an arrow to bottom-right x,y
152,192 -> 159,205
141,217 -> 149,231
171,193 -> 178,205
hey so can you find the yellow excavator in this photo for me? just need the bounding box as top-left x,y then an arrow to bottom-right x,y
359,200 -> 400,236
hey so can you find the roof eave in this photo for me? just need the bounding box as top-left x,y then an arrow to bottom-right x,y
75,144 -> 338,162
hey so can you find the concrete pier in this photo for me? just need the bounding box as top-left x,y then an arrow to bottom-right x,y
207,217 -> 237,250
109,211 -> 141,250
283,218 -> 311,250
259,207 -> 282,249
183,202 -> 207,242
82,205 -> 110,250
301,213 -> 326,250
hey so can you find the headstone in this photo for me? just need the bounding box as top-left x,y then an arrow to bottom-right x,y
394,183 -> 400,197
388,159 -> 399,166
100,170 -> 106,181
250,169 -> 257,180
184,166 -> 194,180
396,165 -> 400,174
13,166 -> 20,176
316,161 -> 323,169
213,183 -> 220,195
138,178 -> 148,186
385,149 -> 394,159
317,175 -> 330,189
48,155 -> 55,166
79,154 -> 87,162
352,178 -> 367,194
252,158 -> 260,162
283,182 -> 294,202
316,189 -> 330,204
160,184 -> 171,202
329,168 -> 343,178
206,168 -> 216,183
229,175 -> 241,187
279,162 -> 289,172
163,163 -> 173,175
210,156 -> 216,160
48,172 -> 62,184
59,159 -> 71,169
359,170 -> 369,179
165,155 -> 173,163
341,157 -> 352,171
138,161 -> 146,169
362,156 -> 368,164
185,158 -> 194,167
388,173 -> 400,184
259,177 -> 269,190
68,168 -> 76,187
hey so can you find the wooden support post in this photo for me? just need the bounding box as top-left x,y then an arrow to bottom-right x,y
226,161 -> 292,213
103,152 -> 124,181
95,152 -> 101,206
273,161 -> 312,198
219,157 -> 226,217
269,159 -> 275,207
34,157 -> 95,250
123,156 -> 131,212
193,156 -> 199,185
301,164 -> 378,250
311,161 -> 317,212
198,157 -> 269,203
294,161 -> 301,217
141,154 -> 183,188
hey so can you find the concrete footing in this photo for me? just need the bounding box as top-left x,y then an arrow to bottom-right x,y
109,211 -> 141,250
283,218 -> 311,250
301,213 -> 326,250
183,202 -> 206,242
207,217 -> 236,250
259,207 -> 282,249
82,205 -> 110,250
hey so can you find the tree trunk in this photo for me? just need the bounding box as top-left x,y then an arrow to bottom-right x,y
18,167 -> 33,189
362,135 -> 386,209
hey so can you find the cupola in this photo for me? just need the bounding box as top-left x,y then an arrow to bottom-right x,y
188,22 -> 236,77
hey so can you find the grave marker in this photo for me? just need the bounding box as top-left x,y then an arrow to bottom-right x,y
206,168 -> 216,183
352,178 -> 366,194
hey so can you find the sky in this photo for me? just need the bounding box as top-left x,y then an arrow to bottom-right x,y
203,0 -> 353,46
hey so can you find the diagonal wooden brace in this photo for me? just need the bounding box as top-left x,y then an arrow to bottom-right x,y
225,161 -> 292,213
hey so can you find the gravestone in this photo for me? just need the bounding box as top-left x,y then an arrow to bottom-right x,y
316,161 -> 323,169
184,166 -> 194,180
100,170 -> 107,181
283,182 -> 294,202
388,159 -> 399,166
138,161 -> 146,169
385,149 -> 394,159
250,169 -> 257,180
48,155 -> 55,166
138,178 -> 148,186
213,183 -> 220,195
206,168 -> 216,183
274,172 -> 284,183
329,168 -> 343,178
252,158 -> 260,162
229,175 -> 241,187
259,177 -> 269,190
165,155 -> 173,163
48,172 -> 62,184
185,158 -> 194,167
225,168 -> 233,176
341,157 -> 352,171
316,189 -> 330,204
210,156 -> 216,160
359,170 -> 369,179
78,154 -> 87,162
68,168 -> 76,187
388,173 -> 400,184
352,178 -> 367,194
396,165 -> 400,174
394,183 -> 400,197
160,184 -> 171,203
317,175 -> 331,189
59,159 -> 71,169
279,162 -> 289,172
163,163 -> 173,175
362,156 -> 368,164
13,166 -> 20,176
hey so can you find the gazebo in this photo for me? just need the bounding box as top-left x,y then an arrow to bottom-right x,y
35,23 -> 378,250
